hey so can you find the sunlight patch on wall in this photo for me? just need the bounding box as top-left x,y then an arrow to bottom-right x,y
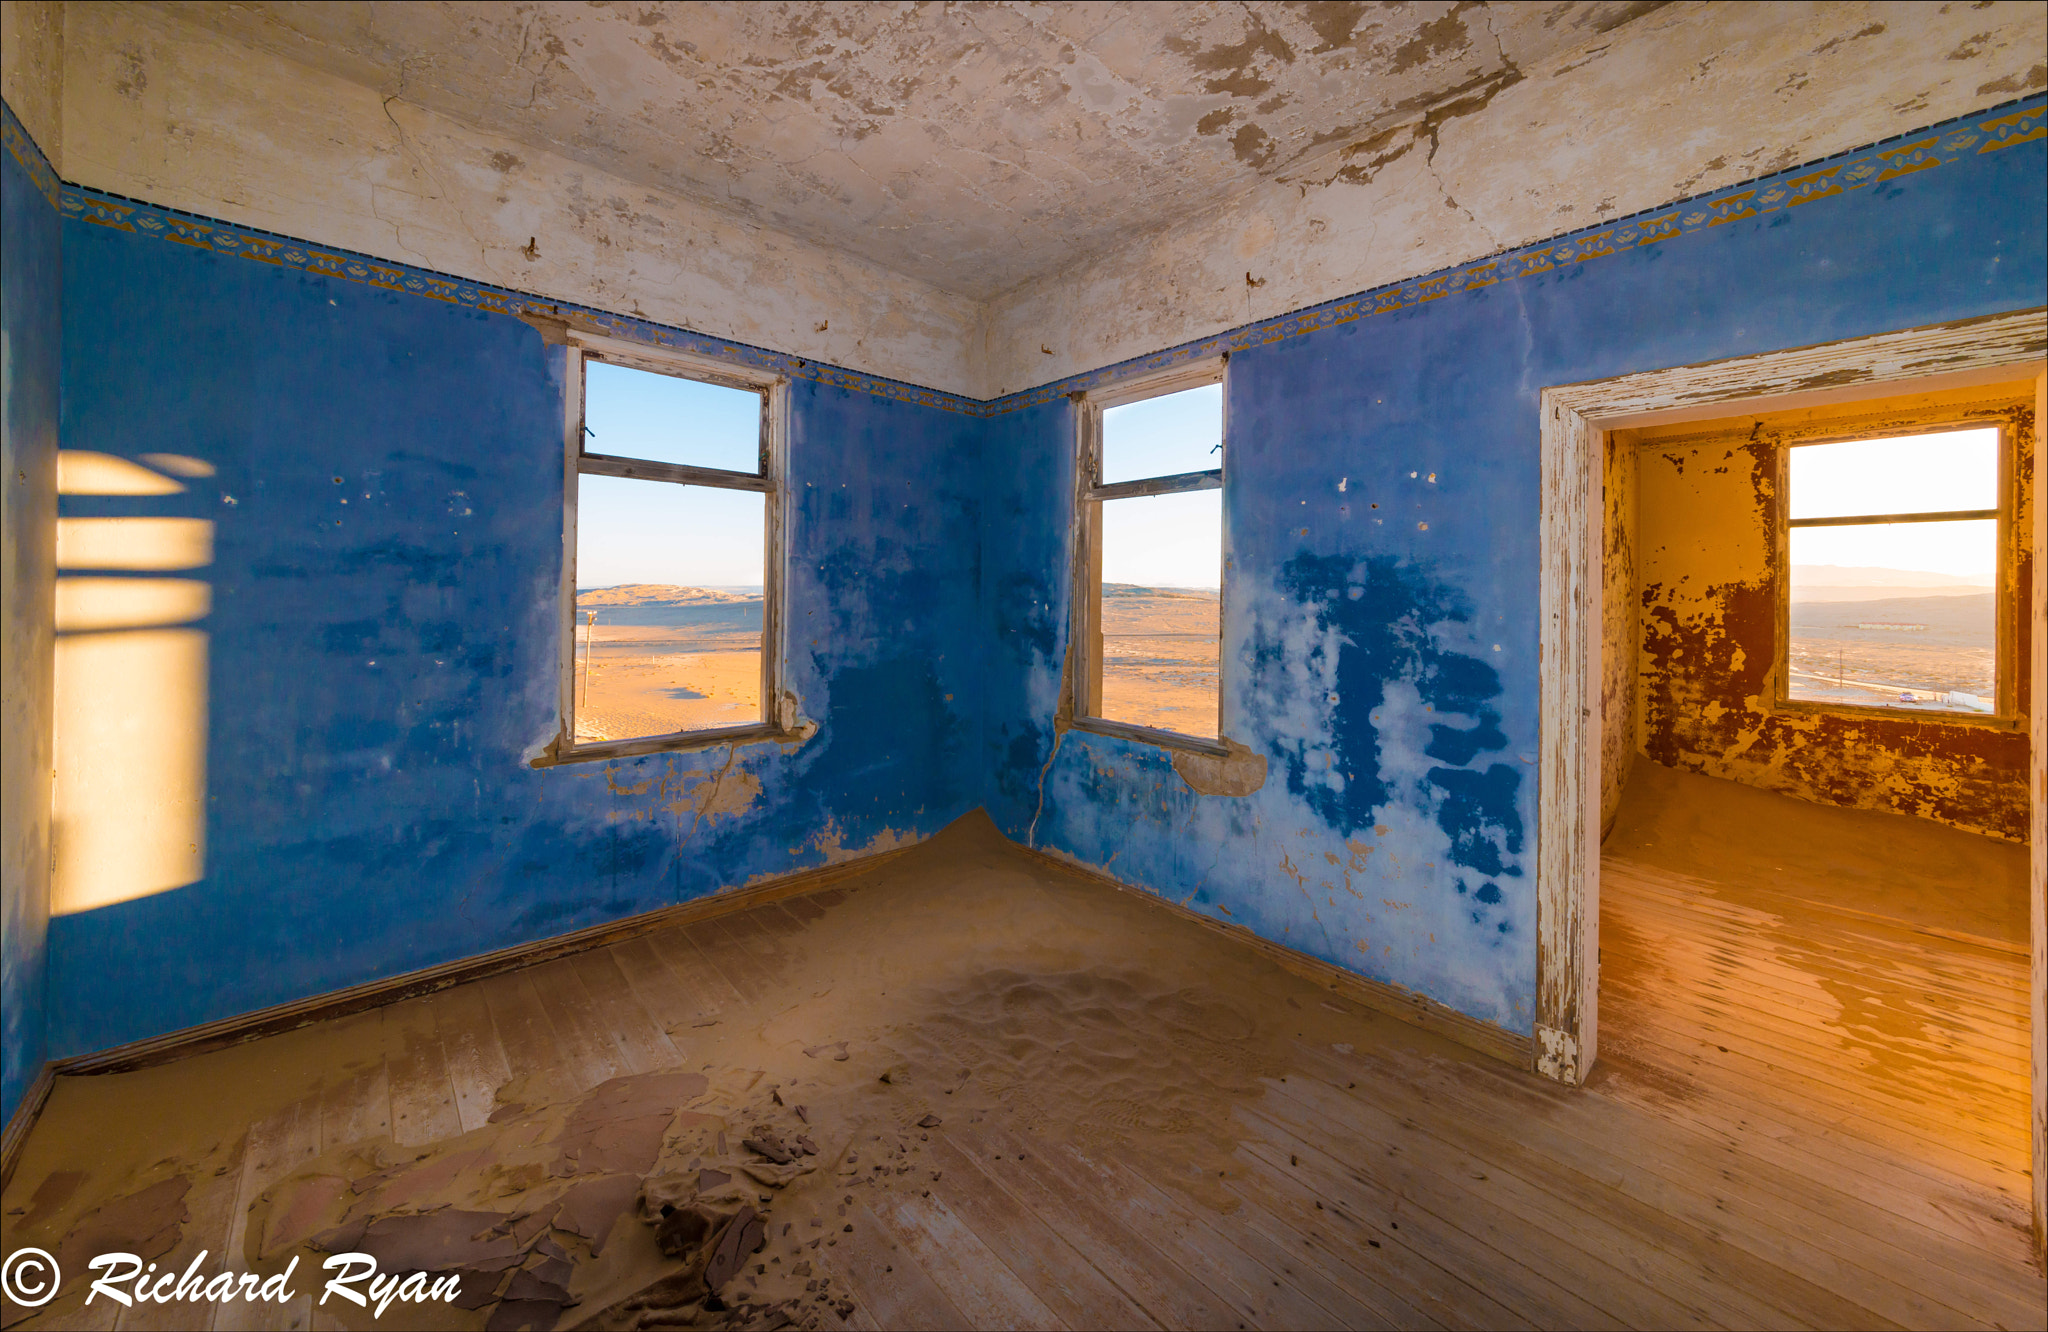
52,452 -> 212,916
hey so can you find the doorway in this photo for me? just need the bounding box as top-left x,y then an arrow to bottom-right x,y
1534,309 -> 2048,1259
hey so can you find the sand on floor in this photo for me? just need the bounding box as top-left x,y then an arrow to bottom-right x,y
1604,759 -> 2028,947
0,813 -> 1436,1331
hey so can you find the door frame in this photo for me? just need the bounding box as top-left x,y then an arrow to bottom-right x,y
1533,308 -> 2048,1257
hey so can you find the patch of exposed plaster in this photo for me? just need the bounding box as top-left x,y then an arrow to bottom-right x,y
1172,738 -> 1270,796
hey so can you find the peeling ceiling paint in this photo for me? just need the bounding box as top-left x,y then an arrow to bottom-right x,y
138,0 -> 1668,299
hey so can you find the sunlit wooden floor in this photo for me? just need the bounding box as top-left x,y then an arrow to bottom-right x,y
4,801 -> 2041,1331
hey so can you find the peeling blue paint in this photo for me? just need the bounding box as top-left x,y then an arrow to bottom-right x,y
1269,552 -> 1519,882
984,113 -> 2045,1036
3,97 -> 2042,1077
41,232 -> 984,1059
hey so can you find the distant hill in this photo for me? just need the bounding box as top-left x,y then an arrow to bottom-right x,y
577,583 -> 759,606
574,583 -> 761,630
1790,565 -> 1991,603
1103,583 -> 1220,600
1790,592 -> 1992,641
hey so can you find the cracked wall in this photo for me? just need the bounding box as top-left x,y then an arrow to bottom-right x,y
1629,387 -> 2036,842
134,0 -> 1660,304
57,2 -> 984,397
8,4 -> 2048,1072
42,214 -> 985,1060
982,112 -> 2045,1036
985,1 -> 2048,396
53,5 -> 2048,402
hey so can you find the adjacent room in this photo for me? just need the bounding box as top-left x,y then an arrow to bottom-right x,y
1,3 -> 2044,1329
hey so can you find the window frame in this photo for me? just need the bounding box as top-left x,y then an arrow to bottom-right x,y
537,332 -> 795,766
1067,356 -> 1230,757
1773,406 -> 2021,729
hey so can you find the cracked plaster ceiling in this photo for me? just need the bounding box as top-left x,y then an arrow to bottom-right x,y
146,0 -> 1669,300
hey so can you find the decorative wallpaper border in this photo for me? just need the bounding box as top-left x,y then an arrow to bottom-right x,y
8,92 -> 2045,418
991,93 -> 2047,416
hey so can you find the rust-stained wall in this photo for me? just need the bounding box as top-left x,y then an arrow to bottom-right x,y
1630,385 -> 2036,842
1600,428 -> 1639,840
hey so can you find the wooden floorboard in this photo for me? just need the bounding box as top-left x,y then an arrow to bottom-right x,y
7,815 -> 2041,1332
949,1119 -> 1249,1331
384,997 -> 465,1146
1602,859 -> 2033,1188
1244,1076 -> 1771,1330
918,1134 -> 1160,1331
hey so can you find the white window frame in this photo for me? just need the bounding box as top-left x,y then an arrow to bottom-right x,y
1067,356 -> 1229,756
537,332 -> 794,765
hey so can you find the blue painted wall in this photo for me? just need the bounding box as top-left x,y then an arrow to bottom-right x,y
44,221 -> 983,1058
985,118 -> 2048,1034
1,110 -> 60,1122
6,97 -> 2042,1073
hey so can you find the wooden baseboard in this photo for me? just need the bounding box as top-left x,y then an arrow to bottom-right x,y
25,820 -> 1529,1165
50,842 -> 918,1080
1009,841 -> 1536,1071
1,1062 -> 57,1193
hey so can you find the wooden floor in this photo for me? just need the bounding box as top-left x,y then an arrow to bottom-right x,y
5,819 -> 2042,1331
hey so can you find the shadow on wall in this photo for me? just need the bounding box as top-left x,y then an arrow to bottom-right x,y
53,450 -> 212,915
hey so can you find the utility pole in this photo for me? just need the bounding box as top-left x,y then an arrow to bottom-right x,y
581,609 -> 598,707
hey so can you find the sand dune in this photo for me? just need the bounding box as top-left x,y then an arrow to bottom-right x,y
574,586 -> 763,739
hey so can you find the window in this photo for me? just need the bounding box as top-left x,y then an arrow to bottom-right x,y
1070,360 -> 1226,752
1782,415 -> 2011,719
543,337 -> 790,763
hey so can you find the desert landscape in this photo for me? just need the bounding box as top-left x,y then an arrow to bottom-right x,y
1786,565 -> 1994,711
573,584 -> 763,741
570,567 -> 1994,741
1099,583 -> 1220,735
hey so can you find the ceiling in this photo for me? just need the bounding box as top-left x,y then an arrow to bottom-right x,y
149,1 -> 1667,300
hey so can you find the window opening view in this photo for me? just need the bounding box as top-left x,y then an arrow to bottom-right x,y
572,357 -> 772,746
1082,376 -> 1224,740
1785,425 -> 1999,714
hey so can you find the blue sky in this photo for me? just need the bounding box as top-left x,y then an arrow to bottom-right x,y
1102,383 -> 1222,484
576,366 -> 1227,591
1099,384 -> 1224,587
1102,490 -> 1222,588
584,360 -> 761,471
577,362 -> 765,589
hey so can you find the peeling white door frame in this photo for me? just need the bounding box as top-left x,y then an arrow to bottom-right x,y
1535,312 -> 2047,1259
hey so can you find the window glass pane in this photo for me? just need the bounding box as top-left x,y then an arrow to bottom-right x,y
584,360 -> 761,472
575,474 -> 763,740
1788,427 -> 1996,519
1102,383 -> 1222,484
1098,489 -> 1220,736
1787,519 -> 1994,712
